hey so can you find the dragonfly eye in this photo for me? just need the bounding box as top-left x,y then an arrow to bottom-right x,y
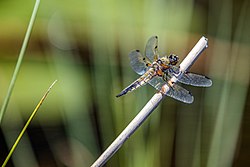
168,54 -> 179,65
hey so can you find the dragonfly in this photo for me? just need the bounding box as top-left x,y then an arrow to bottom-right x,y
116,36 -> 212,103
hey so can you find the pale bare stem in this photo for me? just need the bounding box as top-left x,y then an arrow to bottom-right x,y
91,36 -> 208,167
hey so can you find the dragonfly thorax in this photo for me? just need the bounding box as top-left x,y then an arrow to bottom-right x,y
151,61 -> 161,70
158,56 -> 169,65
152,56 -> 172,71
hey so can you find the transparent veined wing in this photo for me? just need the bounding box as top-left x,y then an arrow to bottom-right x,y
179,72 -> 212,87
148,76 -> 194,104
129,50 -> 151,75
145,36 -> 160,62
169,66 -> 212,87
167,85 -> 194,104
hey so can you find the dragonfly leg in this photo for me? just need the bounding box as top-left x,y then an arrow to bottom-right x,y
162,72 -> 170,82
169,66 -> 181,77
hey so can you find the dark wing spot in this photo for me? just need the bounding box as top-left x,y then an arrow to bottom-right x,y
155,36 -> 158,39
205,76 -> 211,79
143,58 -> 146,60
136,49 -> 140,52
188,91 -> 193,96
155,45 -> 158,49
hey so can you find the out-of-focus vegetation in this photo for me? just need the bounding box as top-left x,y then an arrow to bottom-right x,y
0,0 -> 249,166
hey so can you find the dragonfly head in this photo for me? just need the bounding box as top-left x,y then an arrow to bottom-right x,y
168,54 -> 179,65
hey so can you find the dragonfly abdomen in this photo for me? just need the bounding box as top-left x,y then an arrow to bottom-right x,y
116,68 -> 156,97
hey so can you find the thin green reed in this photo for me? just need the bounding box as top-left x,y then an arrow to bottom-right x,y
2,80 -> 57,167
0,0 -> 40,124
206,0 -> 233,165
206,0 -> 250,166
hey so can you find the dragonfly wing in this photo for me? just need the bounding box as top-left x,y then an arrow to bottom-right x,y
148,76 -> 194,104
129,50 -> 150,75
148,76 -> 166,91
145,36 -> 160,62
170,66 -> 212,87
167,84 -> 194,104
179,73 -> 212,87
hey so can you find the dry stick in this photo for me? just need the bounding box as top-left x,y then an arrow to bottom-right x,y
91,36 -> 208,167
1,80 -> 57,167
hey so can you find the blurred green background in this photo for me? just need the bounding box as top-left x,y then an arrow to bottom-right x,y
0,0 -> 249,166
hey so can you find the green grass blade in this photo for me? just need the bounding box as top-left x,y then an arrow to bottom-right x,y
1,80 -> 57,167
0,0 -> 40,125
